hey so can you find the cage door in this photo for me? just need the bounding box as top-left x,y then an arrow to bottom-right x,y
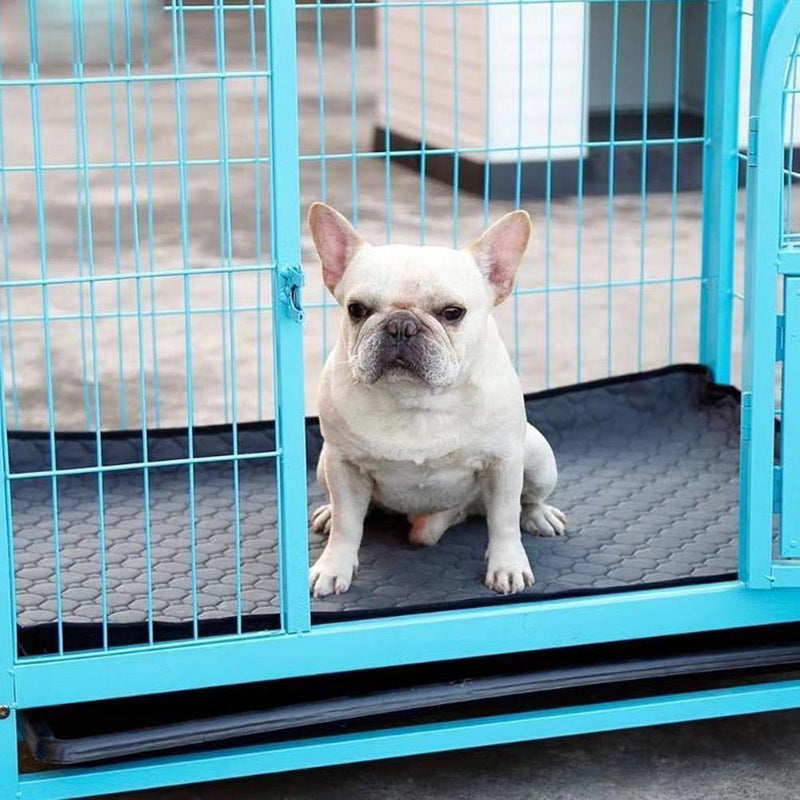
741,0 -> 800,587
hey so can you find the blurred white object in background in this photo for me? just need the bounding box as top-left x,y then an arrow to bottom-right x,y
0,0 -> 164,69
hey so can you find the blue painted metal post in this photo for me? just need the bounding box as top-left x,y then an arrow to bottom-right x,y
780,278 -> 800,558
739,0 -> 794,587
0,334 -> 18,796
699,0 -> 741,384
268,0 -> 311,633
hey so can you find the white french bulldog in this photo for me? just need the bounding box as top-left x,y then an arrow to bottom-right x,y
307,202 -> 566,598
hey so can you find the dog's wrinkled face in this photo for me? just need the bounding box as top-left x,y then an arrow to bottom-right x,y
308,203 -> 531,389
329,243 -> 488,388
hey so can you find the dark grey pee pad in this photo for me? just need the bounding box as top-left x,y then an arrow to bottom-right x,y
11,365 -> 742,653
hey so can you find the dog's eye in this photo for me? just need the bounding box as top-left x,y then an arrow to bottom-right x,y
440,306 -> 466,322
348,302 -> 370,321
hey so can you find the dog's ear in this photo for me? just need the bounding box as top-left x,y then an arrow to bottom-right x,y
308,202 -> 365,293
467,210 -> 531,304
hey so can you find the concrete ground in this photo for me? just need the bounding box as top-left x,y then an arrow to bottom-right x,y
2,4 -> 779,799
102,709 -> 800,799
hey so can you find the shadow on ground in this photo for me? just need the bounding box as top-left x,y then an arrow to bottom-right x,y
90,709 -> 800,800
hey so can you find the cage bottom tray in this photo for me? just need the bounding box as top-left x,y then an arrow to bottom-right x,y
21,623 -> 800,765
12,365 -> 742,655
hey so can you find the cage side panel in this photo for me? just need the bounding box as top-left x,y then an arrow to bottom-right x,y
699,0 -> 740,384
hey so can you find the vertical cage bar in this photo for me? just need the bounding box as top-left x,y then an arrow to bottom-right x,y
121,0 -> 155,643
142,0 -> 161,429
383,0 -> 392,243
668,0 -> 684,363
72,0 -> 110,650
637,0 -> 653,371
785,41 -> 799,233
27,0 -> 65,654
482,0 -> 491,228
780,277 -> 800,558
0,0 -> 19,746
215,0 -> 231,426
543,1 -> 554,388
512,0 -> 523,372
0,311 -> 18,795
699,0 -> 742,384
575,1 -> 589,383
350,0 -> 359,226
170,0 -> 200,636
739,0 -> 786,588
213,0 -> 244,632
0,18 -> 18,431
268,0 -> 311,633
250,1 -> 266,417
606,0 -> 620,376
72,37 -> 92,432
452,0 -> 460,248
315,0 -> 329,358
106,0 -> 128,429
418,0 -> 427,243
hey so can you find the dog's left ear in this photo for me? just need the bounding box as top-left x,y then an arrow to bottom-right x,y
468,210 -> 531,304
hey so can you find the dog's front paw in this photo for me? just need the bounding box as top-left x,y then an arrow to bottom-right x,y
309,547 -> 358,597
521,502 -> 567,537
485,540 -> 534,595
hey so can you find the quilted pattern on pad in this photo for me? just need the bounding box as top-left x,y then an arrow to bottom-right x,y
10,367 -> 741,630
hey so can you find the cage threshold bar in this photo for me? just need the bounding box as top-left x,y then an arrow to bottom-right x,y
17,678 -> 800,800
17,583 -> 800,706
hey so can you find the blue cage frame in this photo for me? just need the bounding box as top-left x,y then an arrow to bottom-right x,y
0,0 -> 797,796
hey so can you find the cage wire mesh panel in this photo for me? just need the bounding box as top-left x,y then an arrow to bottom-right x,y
298,0 -> 708,391
0,0 -> 301,654
0,0 -> 277,432
0,0 -> 732,655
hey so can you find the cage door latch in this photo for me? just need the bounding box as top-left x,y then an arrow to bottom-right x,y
741,391 -> 752,442
748,117 -> 758,168
278,264 -> 305,323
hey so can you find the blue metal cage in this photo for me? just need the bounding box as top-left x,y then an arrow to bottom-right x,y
0,0 -> 797,796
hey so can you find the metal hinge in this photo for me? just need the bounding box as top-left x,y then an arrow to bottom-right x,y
774,465 -> 783,514
278,264 -> 305,323
777,314 -> 786,361
748,117 -> 758,168
741,391 -> 752,441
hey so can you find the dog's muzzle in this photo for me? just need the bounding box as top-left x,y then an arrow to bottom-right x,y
354,310 -> 456,387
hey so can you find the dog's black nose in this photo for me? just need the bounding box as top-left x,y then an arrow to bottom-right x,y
385,313 -> 418,342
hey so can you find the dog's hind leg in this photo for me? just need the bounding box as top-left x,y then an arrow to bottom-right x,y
408,506 -> 467,547
520,423 -> 567,537
310,503 -> 332,535
310,443 -> 332,535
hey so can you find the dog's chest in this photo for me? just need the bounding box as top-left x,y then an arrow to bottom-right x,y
364,452 -> 488,515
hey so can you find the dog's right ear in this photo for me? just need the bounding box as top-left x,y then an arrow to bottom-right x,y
308,202 -> 365,293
